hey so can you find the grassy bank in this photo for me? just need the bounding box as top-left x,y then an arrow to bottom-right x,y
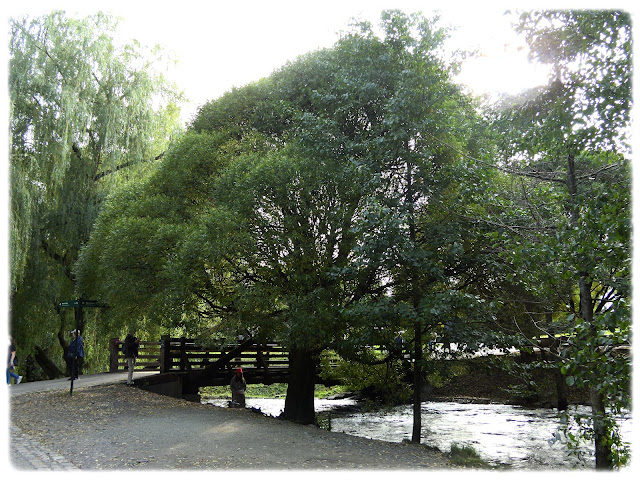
200,383 -> 349,400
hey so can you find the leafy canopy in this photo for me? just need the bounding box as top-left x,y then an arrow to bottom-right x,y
9,10 -> 183,359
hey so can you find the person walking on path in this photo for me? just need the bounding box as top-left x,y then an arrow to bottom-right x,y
67,330 -> 85,380
7,337 -> 23,385
123,331 -> 140,385
230,367 -> 246,407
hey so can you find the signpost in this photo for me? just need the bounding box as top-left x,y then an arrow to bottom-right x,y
59,299 -> 104,309
58,298 -> 108,395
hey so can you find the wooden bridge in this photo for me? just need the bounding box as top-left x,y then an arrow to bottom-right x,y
109,336 -> 317,398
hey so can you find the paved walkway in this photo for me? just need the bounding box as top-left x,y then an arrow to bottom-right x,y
9,380 -> 454,471
9,424 -> 79,470
7,370 -> 158,470
8,370 -> 158,397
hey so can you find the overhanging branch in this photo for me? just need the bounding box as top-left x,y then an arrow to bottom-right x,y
41,237 -> 72,281
93,151 -> 164,182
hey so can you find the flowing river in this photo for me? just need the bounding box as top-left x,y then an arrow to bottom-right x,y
205,397 -> 632,468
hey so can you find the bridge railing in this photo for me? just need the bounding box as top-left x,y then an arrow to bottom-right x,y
109,338 -> 162,372
109,336 -> 290,374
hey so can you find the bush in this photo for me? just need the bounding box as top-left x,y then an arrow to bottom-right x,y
449,443 -> 489,467
320,350 -> 412,405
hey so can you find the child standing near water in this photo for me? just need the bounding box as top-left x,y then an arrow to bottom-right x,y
230,368 -> 246,407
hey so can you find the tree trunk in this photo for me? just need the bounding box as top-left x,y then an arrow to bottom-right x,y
577,273 -> 613,469
411,322 -> 423,443
34,345 -> 65,379
591,387 -> 613,469
547,313 -> 568,412
566,153 -> 613,469
554,366 -> 569,411
282,347 -> 317,425
405,159 -> 423,444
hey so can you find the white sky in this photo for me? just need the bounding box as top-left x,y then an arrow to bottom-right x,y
4,0 -> 636,123
1,0 -> 577,124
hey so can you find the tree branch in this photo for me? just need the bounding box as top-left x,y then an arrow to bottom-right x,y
41,237 -> 72,281
93,151 -> 164,182
423,130 -> 568,184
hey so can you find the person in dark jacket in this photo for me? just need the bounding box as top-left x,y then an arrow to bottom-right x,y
7,337 -> 22,385
68,330 -> 85,380
123,331 -> 140,385
230,367 -> 246,407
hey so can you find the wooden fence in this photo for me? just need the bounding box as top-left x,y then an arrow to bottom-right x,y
109,338 -> 161,372
109,336 -> 290,375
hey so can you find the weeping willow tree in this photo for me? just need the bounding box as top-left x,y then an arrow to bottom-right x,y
9,10 -> 183,378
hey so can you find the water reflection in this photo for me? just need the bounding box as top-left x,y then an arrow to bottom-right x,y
205,397 -> 631,468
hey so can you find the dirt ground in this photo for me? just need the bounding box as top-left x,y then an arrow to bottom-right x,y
9,383 -> 453,470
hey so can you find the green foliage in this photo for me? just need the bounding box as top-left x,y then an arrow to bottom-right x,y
560,300 -> 631,418
425,361 -> 471,389
76,131 -> 234,334
449,443 -> 489,468
321,352 -> 412,406
484,10 -> 631,469
200,383 -> 289,400
515,10 -> 631,154
9,10 -> 184,368
76,10 -> 496,424
314,384 -> 350,399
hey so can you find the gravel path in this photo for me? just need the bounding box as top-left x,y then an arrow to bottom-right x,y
9,383 -> 453,470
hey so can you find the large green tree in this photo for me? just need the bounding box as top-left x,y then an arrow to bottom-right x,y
323,13 -> 496,440
9,11 -> 183,377
195,12 -> 494,427
78,11 -> 489,426
487,10 -> 631,469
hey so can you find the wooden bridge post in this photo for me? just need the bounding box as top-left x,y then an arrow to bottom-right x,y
160,335 -> 171,373
179,337 -> 188,371
109,338 -> 120,372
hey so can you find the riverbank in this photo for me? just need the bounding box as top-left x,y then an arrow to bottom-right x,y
426,357 -> 590,408
9,383 -> 453,470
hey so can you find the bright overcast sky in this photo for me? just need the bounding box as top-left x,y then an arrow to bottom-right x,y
3,0 -> 638,120
5,0 -> 608,124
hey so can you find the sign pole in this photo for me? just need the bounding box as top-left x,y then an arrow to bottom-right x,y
58,298 -> 108,396
69,355 -> 75,395
69,299 -> 84,396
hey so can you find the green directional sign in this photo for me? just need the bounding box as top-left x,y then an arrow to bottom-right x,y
80,300 -> 101,308
59,299 -> 108,308
59,300 -> 80,308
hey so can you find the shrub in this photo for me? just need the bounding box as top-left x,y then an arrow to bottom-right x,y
320,350 -> 412,405
449,443 -> 489,467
